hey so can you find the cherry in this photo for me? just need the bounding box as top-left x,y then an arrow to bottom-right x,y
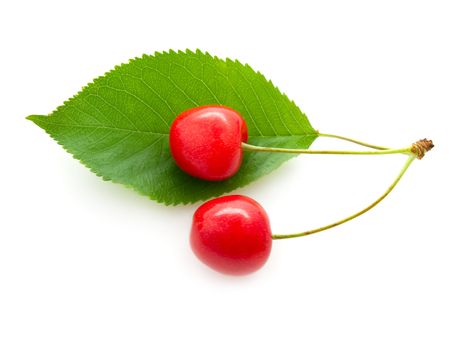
169,105 -> 248,181
190,195 -> 272,275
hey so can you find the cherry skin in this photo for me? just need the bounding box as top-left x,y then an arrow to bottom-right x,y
190,195 -> 272,275
169,105 -> 248,181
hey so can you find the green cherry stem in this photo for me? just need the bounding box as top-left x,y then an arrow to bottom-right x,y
318,132 -> 389,150
272,155 -> 417,240
242,142 -> 412,156
242,137 -> 434,158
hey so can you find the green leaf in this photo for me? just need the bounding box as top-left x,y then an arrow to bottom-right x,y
28,50 -> 318,205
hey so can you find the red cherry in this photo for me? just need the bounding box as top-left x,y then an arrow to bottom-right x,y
169,105 -> 248,181
190,195 -> 272,275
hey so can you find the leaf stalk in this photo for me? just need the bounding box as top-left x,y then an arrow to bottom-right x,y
318,132 -> 389,150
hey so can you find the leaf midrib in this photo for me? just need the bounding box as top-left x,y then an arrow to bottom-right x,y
29,116 -> 318,138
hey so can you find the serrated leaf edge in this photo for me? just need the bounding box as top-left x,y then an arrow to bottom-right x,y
27,49 -> 318,205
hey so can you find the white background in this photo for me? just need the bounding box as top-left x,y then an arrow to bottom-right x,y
1,1 -> 466,349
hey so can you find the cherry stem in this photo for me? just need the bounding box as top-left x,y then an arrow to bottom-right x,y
242,142 -> 413,156
272,155 -> 417,240
318,132 -> 389,150
242,137 -> 434,159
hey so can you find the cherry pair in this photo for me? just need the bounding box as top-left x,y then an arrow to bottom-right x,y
169,105 -> 432,275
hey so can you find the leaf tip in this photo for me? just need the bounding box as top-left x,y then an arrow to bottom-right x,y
26,114 -> 45,123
